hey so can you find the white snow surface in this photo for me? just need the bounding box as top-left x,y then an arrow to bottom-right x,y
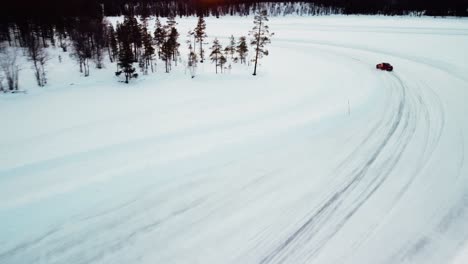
1,15 -> 468,264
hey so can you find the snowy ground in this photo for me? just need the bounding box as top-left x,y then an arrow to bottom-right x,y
1,15 -> 468,264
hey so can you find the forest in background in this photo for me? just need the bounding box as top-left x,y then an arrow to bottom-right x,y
1,1 -> 467,48
0,6 -> 275,91
2,0 -> 468,22
0,0 -> 467,91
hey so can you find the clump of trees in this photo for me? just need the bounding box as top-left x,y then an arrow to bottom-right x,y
0,45 -> 20,92
0,8 -> 275,90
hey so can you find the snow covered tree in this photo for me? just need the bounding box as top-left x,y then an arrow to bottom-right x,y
224,46 -> 230,59
187,43 -> 197,78
236,36 -> 248,64
0,46 -> 20,91
194,16 -> 207,63
187,30 -> 196,53
249,10 -> 273,76
210,38 -> 223,74
226,35 -> 236,59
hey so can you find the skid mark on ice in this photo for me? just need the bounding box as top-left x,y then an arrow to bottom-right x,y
456,129 -> 465,180
260,41 -> 447,264
260,73 -> 411,264
0,228 -> 60,261
0,197 -> 205,264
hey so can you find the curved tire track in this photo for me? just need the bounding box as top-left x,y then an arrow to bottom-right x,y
260,41 -> 445,264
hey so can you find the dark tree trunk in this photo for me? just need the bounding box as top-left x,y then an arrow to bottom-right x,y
200,41 -> 203,63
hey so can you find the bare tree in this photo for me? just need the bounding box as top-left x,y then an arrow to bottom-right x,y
0,46 -> 20,92
26,34 -> 48,86
0,75 -> 4,92
0,44 -> 4,91
71,32 -> 92,77
187,43 -> 197,78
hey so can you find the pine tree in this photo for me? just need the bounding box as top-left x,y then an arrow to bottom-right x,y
236,36 -> 248,64
92,20 -> 106,69
194,16 -> 207,63
210,38 -> 222,74
123,14 -> 142,62
161,16 -> 179,73
168,27 -> 180,64
140,3 -> 151,29
250,10 -> 274,76
161,40 -> 172,73
108,24 -> 118,63
141,28 -> 155,74
226,35 -> 236,59
218,55 -> 227,73
154,17 -> 165,59
116,22 -> 135,83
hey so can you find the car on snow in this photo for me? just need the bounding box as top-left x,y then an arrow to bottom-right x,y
376,62 -> 393,71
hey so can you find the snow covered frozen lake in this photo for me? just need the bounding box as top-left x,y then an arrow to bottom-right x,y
1,15 -> 468,264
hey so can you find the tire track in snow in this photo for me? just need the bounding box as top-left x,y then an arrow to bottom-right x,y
260,42 -> 445,264
260,74 -> 411,264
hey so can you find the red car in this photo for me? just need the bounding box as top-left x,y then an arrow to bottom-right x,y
376,62 -> 393,71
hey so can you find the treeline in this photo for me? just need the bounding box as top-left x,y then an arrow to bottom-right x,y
2,0 -> 467,22
0,10 -> 274,91
1,1 -> 466,46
